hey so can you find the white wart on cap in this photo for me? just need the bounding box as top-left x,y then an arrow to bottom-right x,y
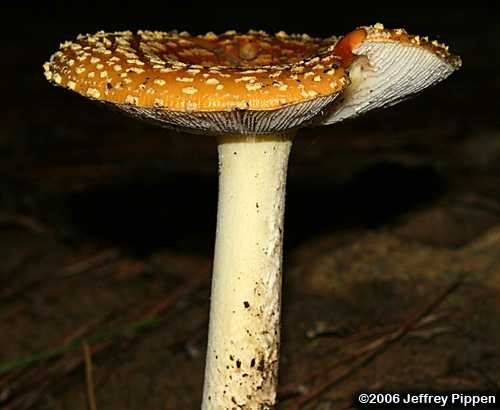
318,23 -> 462,125
44,30 -> 349,135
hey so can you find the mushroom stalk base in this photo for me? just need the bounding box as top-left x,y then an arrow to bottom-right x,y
202,133 -> 294,410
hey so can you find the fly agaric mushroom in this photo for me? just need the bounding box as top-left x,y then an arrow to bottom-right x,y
43,24 -> 461,409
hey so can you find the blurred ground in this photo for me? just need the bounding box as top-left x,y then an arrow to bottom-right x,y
1,6 -> 500,410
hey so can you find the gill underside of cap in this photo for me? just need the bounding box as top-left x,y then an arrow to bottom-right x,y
105,92 -> 340,135
317,23 -> 462,125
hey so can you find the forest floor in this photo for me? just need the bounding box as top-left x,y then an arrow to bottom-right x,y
1,115 -> 500,409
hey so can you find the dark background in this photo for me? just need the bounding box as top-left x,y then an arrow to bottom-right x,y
1,6 -> 500,410
3,6 -> 498,252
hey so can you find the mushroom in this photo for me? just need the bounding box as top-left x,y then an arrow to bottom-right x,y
43,24 -> 460,409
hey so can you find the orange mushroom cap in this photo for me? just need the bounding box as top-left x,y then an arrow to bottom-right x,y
43,24 -> 461,134
44,29 -> 350,134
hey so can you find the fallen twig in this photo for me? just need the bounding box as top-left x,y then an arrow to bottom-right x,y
0,264 -> 210,410
0,316 -> 106,404
282,280 -> 461,409
0,248 -> 120,307
0,213 -> 53,236
59,249 -> 120,277
278,310 -> 452,401
83,341 -> 97,410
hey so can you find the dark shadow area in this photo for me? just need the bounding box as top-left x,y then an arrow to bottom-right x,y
66,176 -> 218,255
287,162 -> 446,246
66,162 -> 445,254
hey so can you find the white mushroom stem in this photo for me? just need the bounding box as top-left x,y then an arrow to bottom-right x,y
202,132 -> 294,410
